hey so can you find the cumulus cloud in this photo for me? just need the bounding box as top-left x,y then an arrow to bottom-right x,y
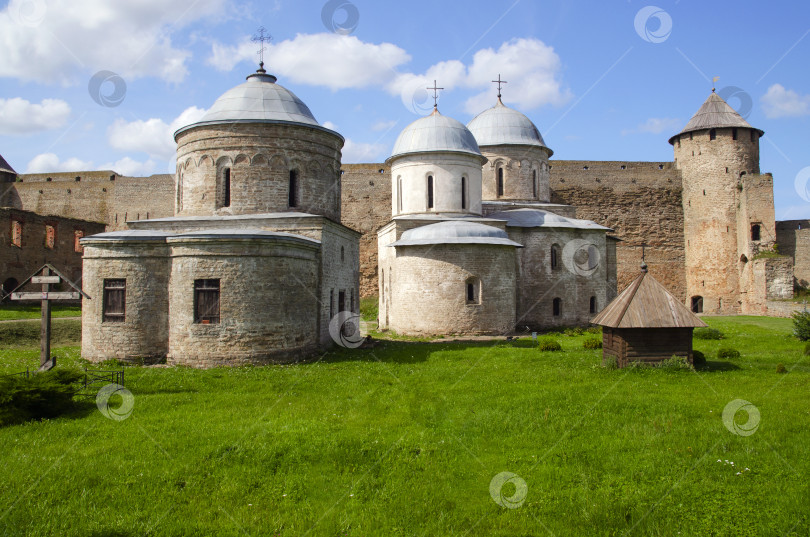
761,84 -> 810,118
99,157 -> 159,176
26,153 -> 93,173
621,117 -> 681,136
0,97 -> 71,135
341,139 -> 387,163
0,0 -> 228,84
107,106 -> 207,161
322,121 -> 339,131
209,33 -> 411,91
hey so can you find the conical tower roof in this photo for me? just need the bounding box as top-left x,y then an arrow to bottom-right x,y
592,267 -> 707,328
668,91 -> 764,145
0,153 -> 17,175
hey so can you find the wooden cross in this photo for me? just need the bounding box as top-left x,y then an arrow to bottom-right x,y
427,80 -> 444,110
252,26 -> 272,67
492,74 -> 508,98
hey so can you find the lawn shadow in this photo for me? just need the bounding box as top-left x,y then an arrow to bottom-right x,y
321,338 -> 517,364
699,360 -> 741,372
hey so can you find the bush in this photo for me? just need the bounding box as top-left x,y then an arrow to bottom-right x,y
692,350 -> 706,367
658,356 -> 694,371
717,347 -> 741,360
776,363 -> 787,374
583,338 -> 602,350
586,326 -> 602,335
694,327 -> 724,340
792,310 -> 810,341
603,356 -> 618,370
537,338 -> 562,352
563,327 -> 585,337
0,369 -> 84,426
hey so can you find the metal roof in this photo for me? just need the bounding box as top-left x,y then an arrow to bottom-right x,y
488,208 -> 612,231
174,68 -> 341,139
669,91 -> 764,144
591,267 -> 707,328
0,153 -> 17,175
467,98 -> 552,155
81,228 -> 319,246
389,220 -> 522,247
389,110 -> 483,161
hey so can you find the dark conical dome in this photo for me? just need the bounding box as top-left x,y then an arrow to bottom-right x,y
669,91 -> 764,145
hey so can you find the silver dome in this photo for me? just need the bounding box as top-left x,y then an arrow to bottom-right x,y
467,99 -> 552,154
488,208 -> 612,230
389,220 -> 522,247
389,110 -> 483,160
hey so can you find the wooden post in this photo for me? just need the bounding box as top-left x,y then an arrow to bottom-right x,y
39,267 -> 54,371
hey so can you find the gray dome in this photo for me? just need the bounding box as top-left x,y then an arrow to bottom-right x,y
389,110 -> 483,160
175,67 -> 338,139
389,220 -> 522,247
467,99 -> 552,154
488,208 -> 612,231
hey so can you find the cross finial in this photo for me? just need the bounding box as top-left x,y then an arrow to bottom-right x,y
252,27 -> 272,69
492,74 -> 508,99
427,80 -> 444,111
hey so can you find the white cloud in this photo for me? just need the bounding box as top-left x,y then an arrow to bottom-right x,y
761,84 -> 810,118
107,106 -> 207,161
99,157 -> 158,176
341,139 -> 387,163
209,33 -> 411,91
322,121 -> 339,131
621,117 -> 681,136
26,153 -> 93,173
371,120 -> 397,132
0,97 -> 71,135
0,0 -> 228,84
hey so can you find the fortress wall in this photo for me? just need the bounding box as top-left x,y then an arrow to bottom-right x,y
548,161 -> 686,299
776,220 -> 810,288
109,176 -> 175,230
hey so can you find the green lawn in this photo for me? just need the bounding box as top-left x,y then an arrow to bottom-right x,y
0,303 -> 81,321
0,317 -> 808,536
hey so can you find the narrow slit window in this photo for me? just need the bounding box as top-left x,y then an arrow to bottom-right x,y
288,170 -> 298,208
222,168 -> 231,207
497,168 -> 504,197
103,279 -> 126,323
732,128 -> 738,140
194,279 -> 220,324
533,170 -> 538,198
461,176 -> 466,209
427,175 -> 434,209
709,129 -> 716,140
553,298 -> 562,316
589,296 -> 596,314
397,177 -> 403,213
551,244 -> 561,270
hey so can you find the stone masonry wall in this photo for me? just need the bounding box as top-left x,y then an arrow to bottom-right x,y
776,220 -> 810,288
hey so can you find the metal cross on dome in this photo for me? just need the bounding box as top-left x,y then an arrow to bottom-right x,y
427,80 -> 444,110
492,74 -> 508,98
252,27 -> 272,67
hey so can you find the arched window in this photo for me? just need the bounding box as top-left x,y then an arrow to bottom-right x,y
691,296 -> 703,314
288,170 -> 298,208
396,176 -> 403,213
466,277 -> 480,304
751,224 -> 761,241
553,298 -> 562,316
551,244 -> 561,270
218,167 -> 231,208
533,170 -> 538,198
497,167 -> 504,197
427,175 -> 434,209
589,296 -> 596,314
461,176 -> 467,209
709,129 -> 717,140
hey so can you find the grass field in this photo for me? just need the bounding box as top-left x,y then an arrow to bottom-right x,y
0,317 -> 808,536
0,303 -> 81,321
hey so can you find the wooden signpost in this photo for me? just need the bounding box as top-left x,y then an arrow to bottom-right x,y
9,264 -> 89,372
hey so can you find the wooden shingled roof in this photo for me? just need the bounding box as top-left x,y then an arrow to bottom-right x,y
591,267 -> 707,329
669,91 -> 764,144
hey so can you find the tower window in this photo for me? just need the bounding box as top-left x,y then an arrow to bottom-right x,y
551,244 -> 561,270
497,168 -> 504,197
461,176 -> 467,209
288,170 -> 298,208
533,170 -> 538,198
589,296 -> 596,314
103,279 -> 126,323
691,296 -> 703,314
751,224 -> 761,241
223,168 -> 231,207
341,246 -> 345,263
732,128 -> 738,140
709,129 -> 716,140
465,278 -> 480,304
427,175 -> 434,209
397,176 -> 403,213
750,130 -> 755,142
553,298 -> 562,317
194,279 -> 220,324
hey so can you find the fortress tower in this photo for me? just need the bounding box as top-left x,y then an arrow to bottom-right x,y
670,90 -> 781,314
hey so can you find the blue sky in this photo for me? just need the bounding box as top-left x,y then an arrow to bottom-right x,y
1,0 -> 808,219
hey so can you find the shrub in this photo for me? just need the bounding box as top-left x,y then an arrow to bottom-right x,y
563,327 -> 585,337
692,350 -> 706,367
792,310 -> 810,341
603,356 -> 618,370
717,347 -> 741,360
693,327 -> 724,340
658,356 -> 694,371
537,339 -> 562,352
0,369 -> 84,426
776,363 -> 787,374
583,338 -> 602,350
586,326 -> 602,335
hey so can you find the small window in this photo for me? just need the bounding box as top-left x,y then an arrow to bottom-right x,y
103,279 -> 126,323
751,224 -> 761,241
45,224 -> 56,249
551,244 -> 561,270
222,167 -> 231,208
194,279 -> 220,324
709,129 -> 716,140
341,246 -> 345,263
330,289 -> 334,318
397,176 -> 403,213
691,296 -> 703,314
461,176 -> 467,209
750,130 -> 755,142
497,168 -> 504,197
732,128 -> 737,140
427,175 -> 434,209
533,170 -> 538,198
465,278 -> 480,304
553,298 -> 562,316
74,229 -> 84,252
689,132 -> 693,140
10,219 -> 22,247
288,170 -> 298,208
589,296 -> 596,314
